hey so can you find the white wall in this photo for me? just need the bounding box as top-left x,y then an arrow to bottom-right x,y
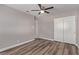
0,5 -> 34,49
37,15 -> 54,40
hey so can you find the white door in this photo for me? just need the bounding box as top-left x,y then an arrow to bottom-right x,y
63,16 -> 76,44
54,17 -> 64,42
54,16 -> 76,44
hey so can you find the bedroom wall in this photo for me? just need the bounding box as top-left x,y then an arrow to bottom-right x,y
0,5 -> 34,49
37,15 -> 54,40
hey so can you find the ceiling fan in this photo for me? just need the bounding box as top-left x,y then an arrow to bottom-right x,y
30,4 -> 54,15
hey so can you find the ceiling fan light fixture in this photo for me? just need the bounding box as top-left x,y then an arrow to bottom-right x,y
40,10 -> 44,13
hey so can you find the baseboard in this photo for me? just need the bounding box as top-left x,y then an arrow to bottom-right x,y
37,37 -> 79,48
0,39 -> 34,52
76,44 -> 79,48
38,37 -> 54,41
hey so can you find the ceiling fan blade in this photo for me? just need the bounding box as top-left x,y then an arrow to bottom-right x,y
38,4 -> 42,10
45,6 -> 54,10
44,11 -> 50,14
38,12 -> 41,15
31,10 -> 40,11
26,11 -> 29,12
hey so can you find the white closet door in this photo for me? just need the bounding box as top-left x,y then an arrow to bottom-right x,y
63,16 -> 76,44
54,18 -> 64,42
54,16 -> 76,44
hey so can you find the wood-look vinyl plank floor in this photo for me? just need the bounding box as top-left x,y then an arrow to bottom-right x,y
0,39 -> 39,55
43,41 -> 58,55
0,38 -> 79,55
55,43 -> 65,55
25,41 -> 50,55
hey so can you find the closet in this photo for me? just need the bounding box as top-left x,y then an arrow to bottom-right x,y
54,16 -> 76,44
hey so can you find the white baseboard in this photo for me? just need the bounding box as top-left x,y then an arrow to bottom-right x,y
38,37 -> 79,48
38,37 -> 54,41
76,44 -> 79,48
0,39 -> 34,52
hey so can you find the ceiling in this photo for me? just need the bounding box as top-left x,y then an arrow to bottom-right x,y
5,4 -> 79,16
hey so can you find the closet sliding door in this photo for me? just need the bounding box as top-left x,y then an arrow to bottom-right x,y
63,16 -> 76,44
54,17 -> 64,42
54,16 -> 76,44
